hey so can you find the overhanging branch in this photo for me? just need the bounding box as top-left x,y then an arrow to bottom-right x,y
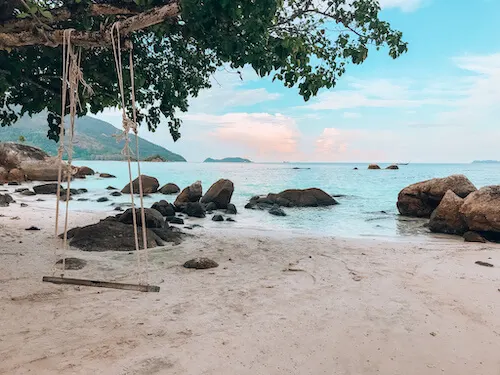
0,1 -> 180,50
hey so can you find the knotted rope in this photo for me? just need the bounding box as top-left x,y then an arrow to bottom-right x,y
111,23 -> 149,285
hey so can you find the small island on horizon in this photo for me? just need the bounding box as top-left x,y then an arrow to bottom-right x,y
472,160 -> 500,164
204,157 -> 252,163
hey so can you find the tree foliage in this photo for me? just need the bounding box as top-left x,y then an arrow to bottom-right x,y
0,0 -> 407,142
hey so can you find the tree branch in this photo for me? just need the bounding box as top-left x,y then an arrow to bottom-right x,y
0,1 -> 180,49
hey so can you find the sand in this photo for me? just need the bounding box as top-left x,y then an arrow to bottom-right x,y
1,188 -> 500,375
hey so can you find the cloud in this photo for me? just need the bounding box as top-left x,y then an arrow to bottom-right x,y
343,112 -> 362,119
184,112 -> 300,160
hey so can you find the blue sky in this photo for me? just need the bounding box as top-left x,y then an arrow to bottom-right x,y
95,0 -> 500,162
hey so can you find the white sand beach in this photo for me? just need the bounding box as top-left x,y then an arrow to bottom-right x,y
1,194 -> 499,375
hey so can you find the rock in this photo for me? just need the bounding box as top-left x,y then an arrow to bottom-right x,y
97,197 -> 109,203
75,166 -> 95,178
25,226 -> 40,231
0,193 -> 14,207
7,181 -> 19,185
150,227 -> 184,245
200,179 -> 234,209
55,257 -> 87,270
249,188 -> 337,208
183,258 -> 219,270
204,202 -> 218,212
114,206 -> 124,212
33,183 -> 61,195
159,183 -> 180,194
368,164 -> 381,170
226,203 -> 237,215
100,173 -> 116,178
475,261 -> 494,267
106,186 -> 118,190
226,217 -> 236,222
77,188 -> 88,194
167,216 -> 184,225
15,187 -> 29,193
20,203 -> 28,207
353,167 -> 358,170
0,167 -> 7,184
386,164 -> 399,170
21,190 -> 36,196
151,200 -> 176,217
463,231 -> 486,243
67,219 -> 161,251
183,202 -> 206,218
121,175 -> 159,194
60,195 -> 73,202
397,175 -> 477,218
77,198 -> 89,202
428,190 -> 467,235
212,214 -> 224,222
8,168 -> 26,182
174,181 -> 203,207
244,202 -> 255,209
269,206 -> 286,216
119,208 -> 166,228
460,185 -> 500,233
110,191 -> 122,197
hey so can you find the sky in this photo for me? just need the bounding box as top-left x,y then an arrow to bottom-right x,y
92,0 -> 500,163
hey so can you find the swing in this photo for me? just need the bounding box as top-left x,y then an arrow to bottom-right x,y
42,26 -> 159,293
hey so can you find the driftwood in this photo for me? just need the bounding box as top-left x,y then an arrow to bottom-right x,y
0,1 -> 180,50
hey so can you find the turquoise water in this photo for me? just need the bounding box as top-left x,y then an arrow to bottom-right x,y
61,161 -> 500,239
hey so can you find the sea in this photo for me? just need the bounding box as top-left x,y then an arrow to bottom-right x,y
49,161 -> 500,240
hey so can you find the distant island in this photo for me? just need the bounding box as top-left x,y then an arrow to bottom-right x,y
204,157 -> 252,163
472,160 -> 500,164
3,112 -> 186,162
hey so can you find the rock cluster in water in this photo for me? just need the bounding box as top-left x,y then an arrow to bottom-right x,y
397,174 -> 500,242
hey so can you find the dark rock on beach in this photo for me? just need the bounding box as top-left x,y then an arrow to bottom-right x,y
183,257 -> 219,270
204,201 -> 218,212
106,186 -> 118,190
21,190 -> 36,196
151,200 -> 176,217
167,216 -> 184,225
15,187 -> 28,193
460,185 -> 500,233
226,203 -> 237,215
174,181 -> 203,208
428,190 -> 467,235
397,175 -> 477,218
121,175 -> 159,194
159,183 -> 180,194
183,202 -> 206,218
33,183 -> 61,195
99,173 -> 116,178
0,193 -> 14,207
75,166 -> 95,178
200,179 -> 234,209
212,214 -> 224,222
463,231 -> 486,243
97,197 -> 109,202
269,206 -> 286,216
248,188 -> 338,208
118,207 -> 166,228
110,191 -> 122,197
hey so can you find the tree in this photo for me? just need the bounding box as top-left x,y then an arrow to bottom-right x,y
0,0 -> 407,142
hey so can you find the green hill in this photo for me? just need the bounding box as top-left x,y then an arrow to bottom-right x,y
204,157 -> 252,163
0,113 -> 186,161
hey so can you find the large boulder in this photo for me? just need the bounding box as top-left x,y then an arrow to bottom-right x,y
174,181 -> 203,207
65,219 -> 161,251
200,179 -> 234,209
121,175 -> 159,194
460,186 -> 500,233
397,175 -> 477,218
0,142 -> 69,182
151,200 -> 176,217
183,202 -> 206,218
33,183 -> 62,195
368,164 -> 381,170
247,188 -> 337,208
118,208 -> 166,228
0,193 -> 14,207
75,166 -> 95,178
428,190 -> 467,235
0,167 -> 7,184
159,183 -> 180,194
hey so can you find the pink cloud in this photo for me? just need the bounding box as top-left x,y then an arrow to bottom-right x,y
184,112 -> 301,160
